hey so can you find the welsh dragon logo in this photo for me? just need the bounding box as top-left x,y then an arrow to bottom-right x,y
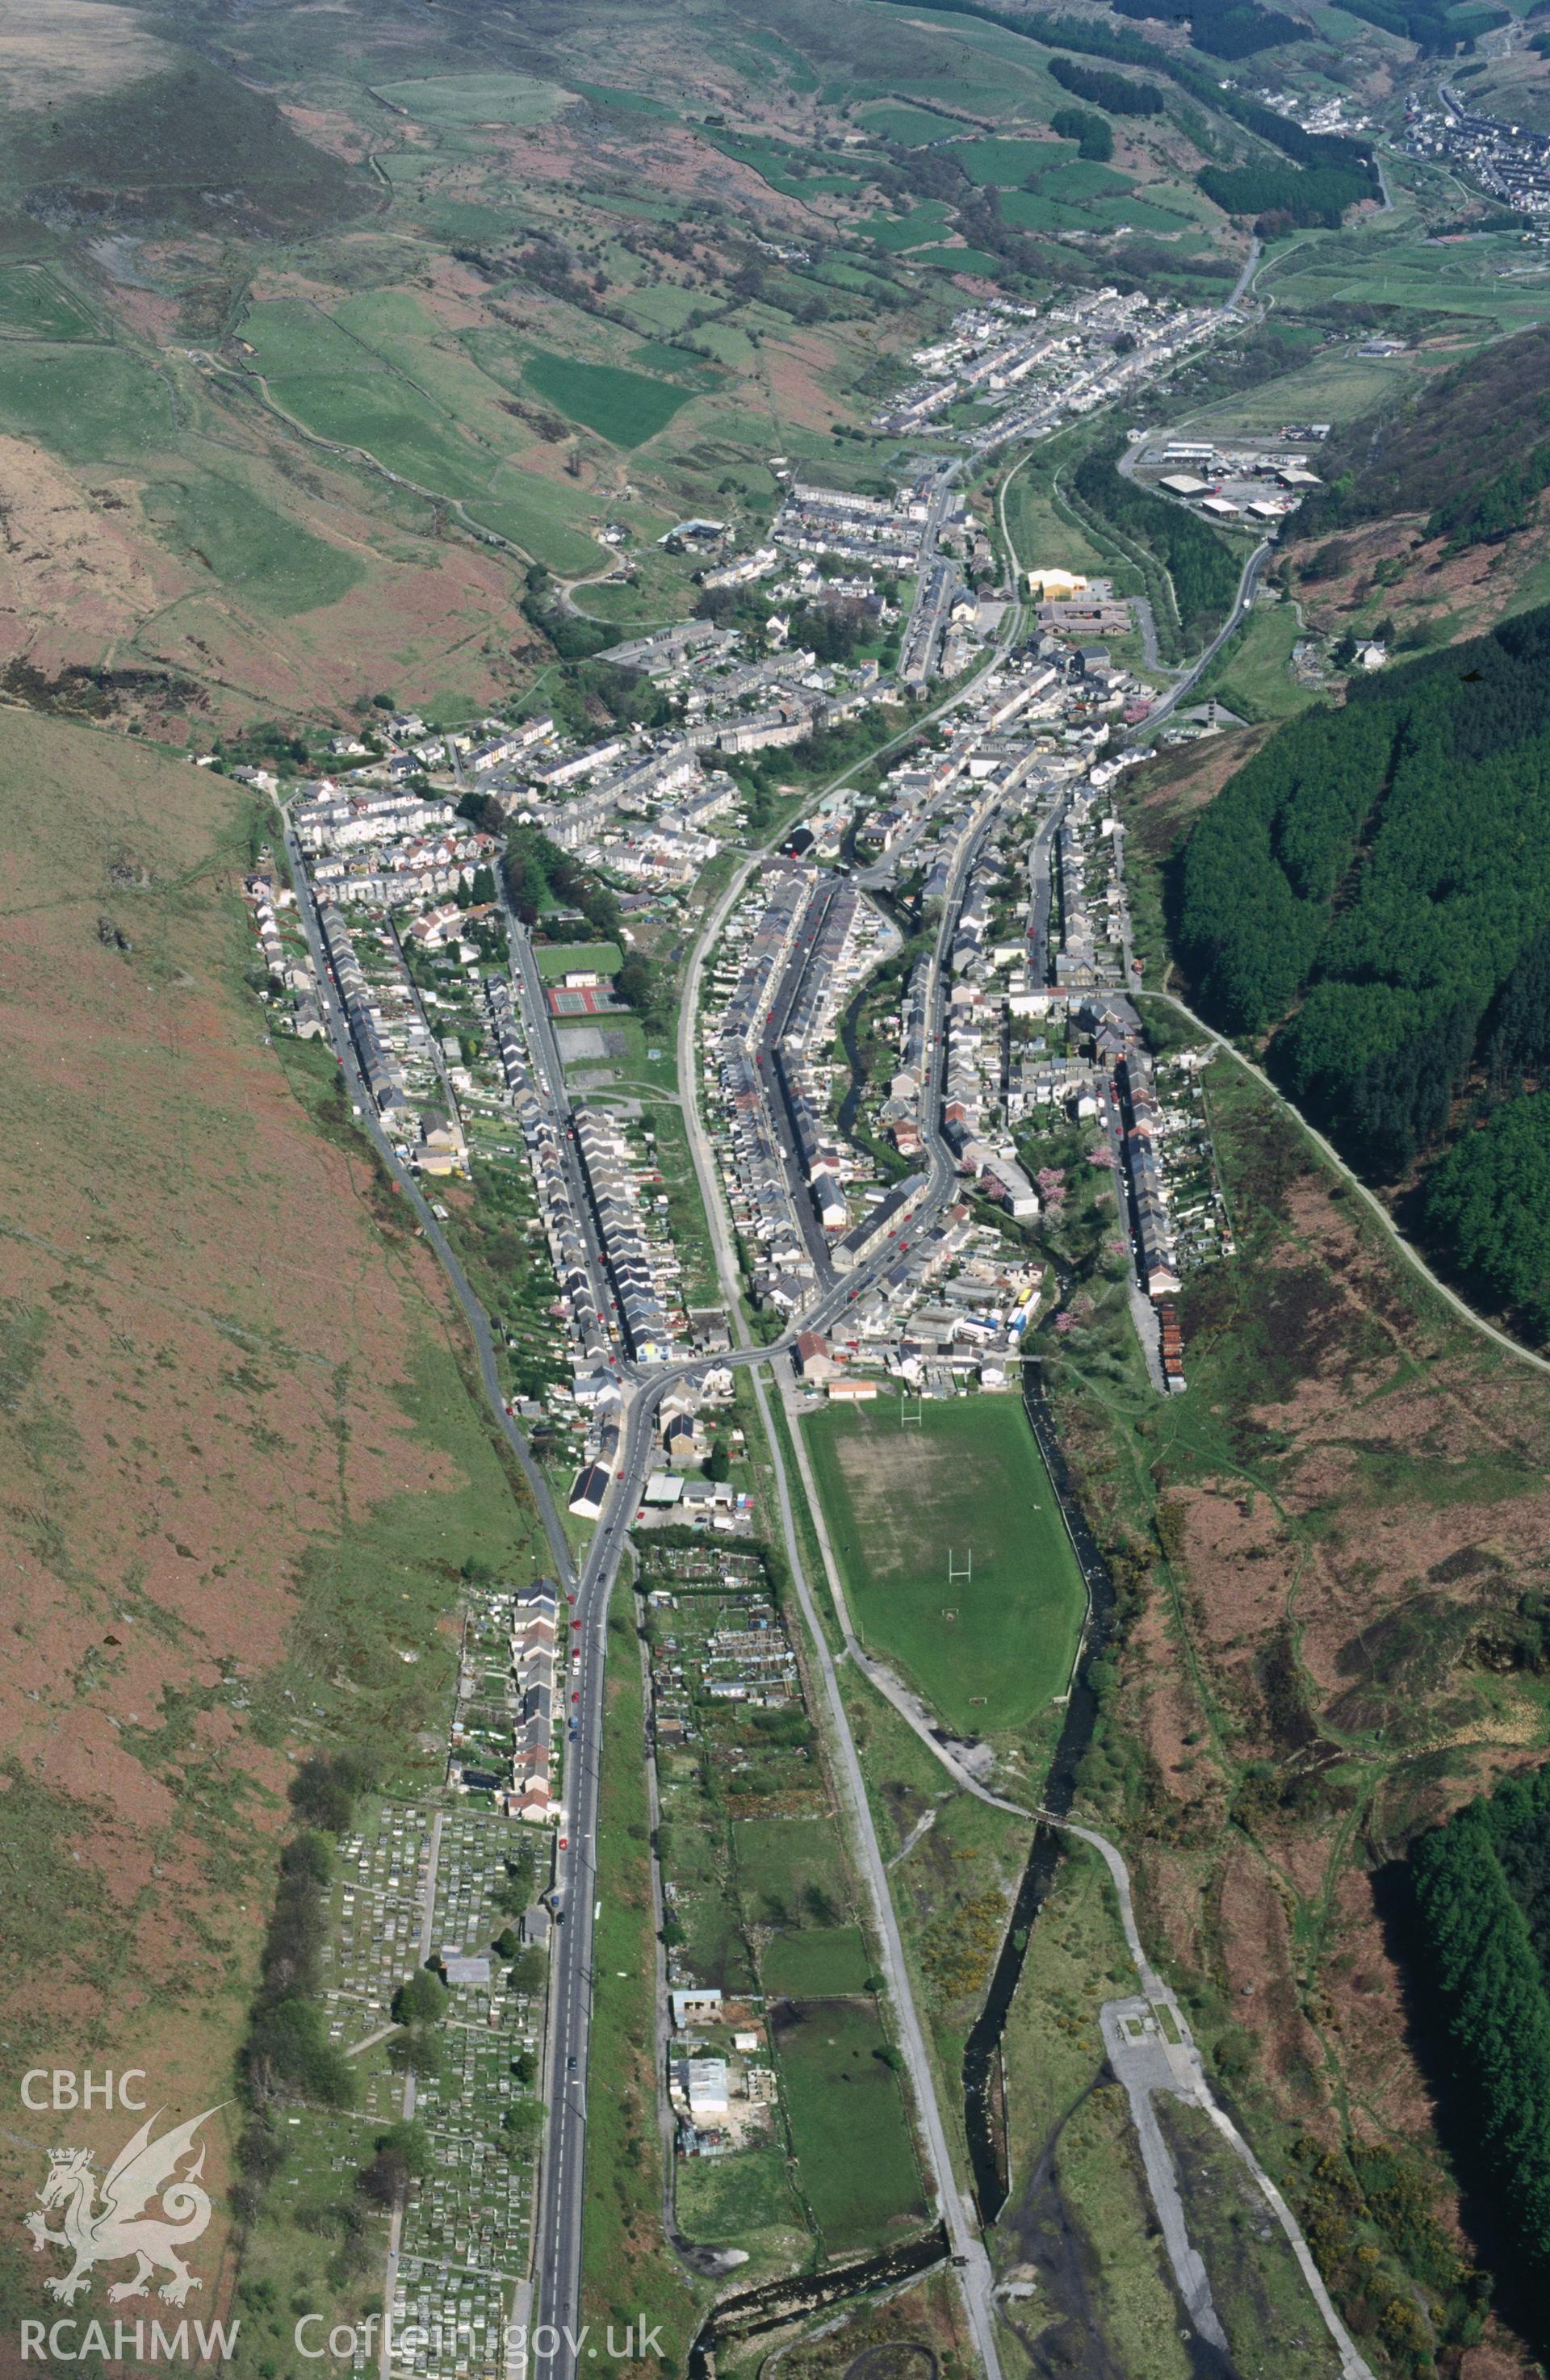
25,2106 -> 223,2307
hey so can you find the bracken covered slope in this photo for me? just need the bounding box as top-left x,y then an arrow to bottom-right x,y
0,708 -> 543,2322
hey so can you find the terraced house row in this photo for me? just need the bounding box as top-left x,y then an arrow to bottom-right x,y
505,1582 -> 563,1825
706,865 -> 824,1313
295,779 -> 499,909
572,1103 -> 682,1364
317,901 -> 411,1119
769,879 -> 894,1247
480,978 -> 612,1372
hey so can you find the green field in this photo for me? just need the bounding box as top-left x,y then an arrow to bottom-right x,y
1259,230 -> 1550,332
1033,157 -> 1135,201
911,245 -> 1005,277
255,367 -> 600,568
735,1816 -> 850,1927
375,73 -> 571,128
534,941 -> 624,979
614,283 -> 709,333
0,265 -> 101,342
957,135 -> 1062,185
701,128 -> 861,198
236,296 -> 606,568
0,344 -> 176,464
674,2143 -> 807,2273
683,1867 -> 756,1992
857,100 -> 961,143
263,371 -> 490,484
582,1612 -> 707,2350
241,298 -> 377,378
1172,346 -> 1434,438
773,2000 -> 925,2251
815,258 -> 901,298
523,351 -> 691,447
574,577 -> 693,629
1003,433 -> 1150,608
630,340 -> 727,388
805,1394 -> 1087,1737
999,188 -> 1091,233
141,468 -> 364,615
1088,194 -> 1195,233
567,79 -> 678,118
1192,598 -> 1322,724
860,201 -> 953,250
760,1924 -> 872,1996
995,150 -> 1188,237
812,0 -> 1071,119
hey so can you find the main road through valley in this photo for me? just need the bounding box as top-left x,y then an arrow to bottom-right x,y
530,618 -> 1029,2380
289,418 -> 1240,2377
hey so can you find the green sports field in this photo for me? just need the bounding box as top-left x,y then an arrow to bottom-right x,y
805,1393 -> 1086,1736
533,941 -> 623,980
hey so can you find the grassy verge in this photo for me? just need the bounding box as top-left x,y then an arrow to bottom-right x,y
759,1384 -> 846,1659
998,1837 -> 1133,2172
832,1670 -> 1032,2185
580,1591 -> 709,2363
1002,429 -> 1114,588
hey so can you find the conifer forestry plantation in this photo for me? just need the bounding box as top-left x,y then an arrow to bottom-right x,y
1177,609 -> 1550,1277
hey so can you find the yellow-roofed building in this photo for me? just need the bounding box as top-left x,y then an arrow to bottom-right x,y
1027,568 -> 1090,599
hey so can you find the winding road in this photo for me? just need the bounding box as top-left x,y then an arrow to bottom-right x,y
1129,532 -> 1271,734
1109,437 -> 1273,734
